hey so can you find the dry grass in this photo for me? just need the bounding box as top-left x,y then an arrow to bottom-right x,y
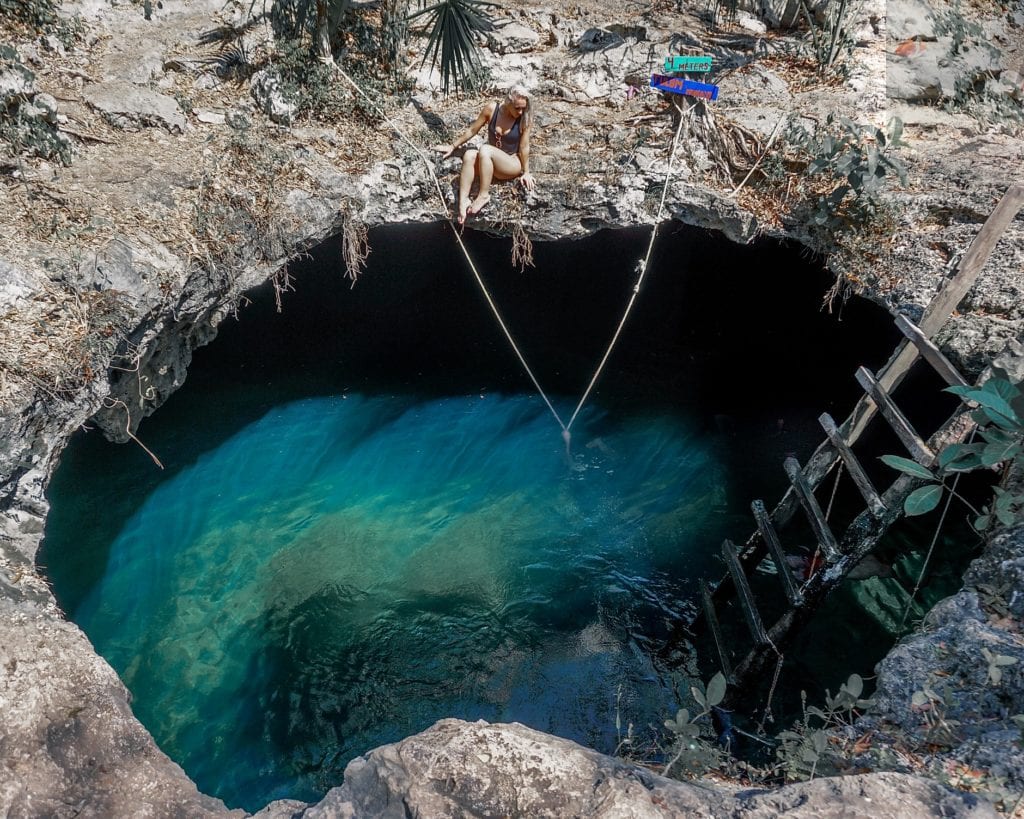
0,283 -> 126,408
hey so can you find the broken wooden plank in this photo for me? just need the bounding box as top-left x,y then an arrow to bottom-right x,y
699,188 -> 1022,618
844,184 -> 1024,446
700,580 -> 732,680
818,413 -> 886,519
855,367 -> 935,465
751,499 -> 802,606
722,410 -> 976,706
894,314 -> 970,389
784,457 -> 842,563
721,539 -> 768,645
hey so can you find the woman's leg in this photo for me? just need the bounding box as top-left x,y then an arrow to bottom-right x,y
458,149 -> 479,224
469,145 -> 522,214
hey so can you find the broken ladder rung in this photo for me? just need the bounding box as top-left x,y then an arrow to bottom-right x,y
894,314 -> 970,389
818,413 -> 886,519
855,367 -> 935,466
721,539 -> 768,645
784,457 -> 842,564
700,580 -> 733,680
751,499 -> 803,606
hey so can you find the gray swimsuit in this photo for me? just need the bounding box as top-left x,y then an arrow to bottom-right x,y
488,103 -> 522,156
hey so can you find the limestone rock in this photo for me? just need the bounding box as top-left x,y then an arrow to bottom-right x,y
259,719 -> 995,818
576,27 -> 625,52
887,37 -> 1002,101
487,21 -> 541,54
888,0 -> 938,41
0,597 -> 239,818
735,10 -> 768,35
251,69 -> 298,125
32,92 -> 59,123
83,80 -> 187,133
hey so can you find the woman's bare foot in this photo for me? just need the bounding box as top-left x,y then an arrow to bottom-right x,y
457,198 -> 470,225
467,193 -> 491,216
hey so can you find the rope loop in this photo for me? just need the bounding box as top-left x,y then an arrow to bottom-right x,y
330,66 -> 686,440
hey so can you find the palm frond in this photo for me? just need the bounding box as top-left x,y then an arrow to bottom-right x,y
409,0 -> 496,94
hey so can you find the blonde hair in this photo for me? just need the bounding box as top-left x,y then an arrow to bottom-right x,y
505,84 -> 533,132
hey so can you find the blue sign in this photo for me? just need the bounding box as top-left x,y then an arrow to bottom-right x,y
649,75 -> 720,101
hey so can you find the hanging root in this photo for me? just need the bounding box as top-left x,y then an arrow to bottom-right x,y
680,98 -> 763,184
511,221 -> 535,271
340,203 -> 370,286
103,397 -> 164,469
271,266 -> 294,313
497,193 -> 535,272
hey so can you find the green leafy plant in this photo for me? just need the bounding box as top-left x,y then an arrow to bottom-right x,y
661,671 -> 728,778
408,0 -> 495,95
910,676 -> 961,748
776,673 -> 874,781
0,45 -> 74,165
930,0 -> 996,59
881,371 -> 1024,531
797,0 -> 861,75
0,0 -> 59,34
787,115 -> 907,231
981,647 -> 1017,686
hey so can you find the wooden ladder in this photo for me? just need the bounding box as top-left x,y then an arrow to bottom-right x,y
695,184 -> 1024,699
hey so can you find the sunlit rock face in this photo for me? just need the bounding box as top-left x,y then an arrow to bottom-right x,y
1,0 -> 1022,813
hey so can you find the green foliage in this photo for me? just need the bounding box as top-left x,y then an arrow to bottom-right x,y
786,115 -> 907,234
409,0 -> 495,95
271,36 -> 409,124
930,0 -> 996,59
661,672 -> 728,778
909,677 -> 961,747
0,0 -> 84,47
0,46 -> 74,165
776,674 -> 874,781
882,371 -> 1024,531
980,647 -> 1017,686
0,0 -> 59,33
944,76 -> 1024,129
797,0 -> 860,76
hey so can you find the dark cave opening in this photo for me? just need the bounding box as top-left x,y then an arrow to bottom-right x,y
39,221 -> 983,810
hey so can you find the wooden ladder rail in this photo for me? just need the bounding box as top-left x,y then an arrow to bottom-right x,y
722,408 -> 977,699
705,341 -> 975,687
692,185 -> 1022,681
707,184 -> 1024,595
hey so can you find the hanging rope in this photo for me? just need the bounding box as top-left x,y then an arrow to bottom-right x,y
331,64 -> 688,443
897,426 -> 978,630
824,461 -> 844,521
332,65 -> 568,431
757,637 -> 785,733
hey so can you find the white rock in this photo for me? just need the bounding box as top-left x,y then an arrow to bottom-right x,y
735,10 -> 768,34
250,69 -> 298,125
487,21 -> 541,55
83,80 -> 187,133
195,110 -> 226,125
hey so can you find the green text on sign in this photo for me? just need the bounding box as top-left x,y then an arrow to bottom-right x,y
664,55 -> 713,72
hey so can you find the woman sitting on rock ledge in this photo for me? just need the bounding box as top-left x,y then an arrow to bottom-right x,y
437,84 -> 536,224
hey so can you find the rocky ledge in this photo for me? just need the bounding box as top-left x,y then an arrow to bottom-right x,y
1,0 -> 1022,815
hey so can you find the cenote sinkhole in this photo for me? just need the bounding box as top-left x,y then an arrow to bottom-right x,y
40,223 -> 981,811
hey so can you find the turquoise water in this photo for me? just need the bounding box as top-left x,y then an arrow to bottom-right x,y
40,224 -> 928,811
48,391 -> 734,811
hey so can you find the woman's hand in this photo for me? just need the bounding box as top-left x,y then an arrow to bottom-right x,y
435,144 -> 457,160
518,172 -> 536,191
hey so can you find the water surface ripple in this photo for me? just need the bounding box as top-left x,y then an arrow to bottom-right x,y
57,392 -> 733,811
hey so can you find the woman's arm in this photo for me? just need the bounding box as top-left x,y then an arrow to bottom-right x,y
517,128 -> 535,190
438,103 -> 495,158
